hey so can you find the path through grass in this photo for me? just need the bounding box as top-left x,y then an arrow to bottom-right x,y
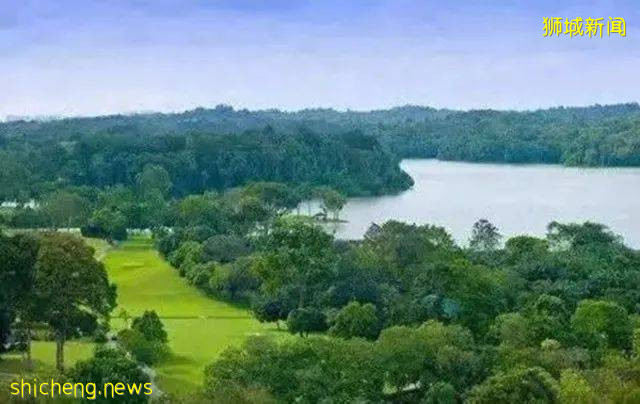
104,237 -> 276,394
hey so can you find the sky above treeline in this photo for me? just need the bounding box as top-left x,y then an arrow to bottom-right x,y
1,0 -> 639,118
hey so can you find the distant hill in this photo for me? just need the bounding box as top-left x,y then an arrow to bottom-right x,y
1,103 -> 639,201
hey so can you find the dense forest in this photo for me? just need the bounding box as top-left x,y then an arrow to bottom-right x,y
2,102 -> 640,202
2,103 -> 640,403
4,180 -> 640,402
160,210 -> 640,403
0,123 -> 411,202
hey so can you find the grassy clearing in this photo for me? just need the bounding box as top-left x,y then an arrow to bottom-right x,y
0,341 -> 93,390
1,236 -> 277,396
103,237 -> 278,395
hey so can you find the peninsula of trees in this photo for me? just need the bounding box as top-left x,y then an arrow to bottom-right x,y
2,102 -> 640,203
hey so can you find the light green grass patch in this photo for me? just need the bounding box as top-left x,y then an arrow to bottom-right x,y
1,236 -> 282,396
0,341 -> 93,384
104,237 -> 279,395
30,341 -> 94,371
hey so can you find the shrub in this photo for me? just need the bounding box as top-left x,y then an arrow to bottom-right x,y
167,241 -> 202,271
70,346 -> 150,403
467,367 -> 559,404
131,310 -> 168,343
202,234 -> 250,263
287,308 -> 327,337
118,329 -> 167,365
329,302 -> 381,340
185,262 -> 214,288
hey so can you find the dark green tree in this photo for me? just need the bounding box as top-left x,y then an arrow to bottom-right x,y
42,191 -> 91,228
469,219 -> 502,252
253,217 -> 334,308
329,301 -> 381,340
287,308 -> 328,337
571,299 -> 632,350
33,233 -> 116,370
131,310 -> 167,343
320,188 -> 347,221
70,346 -> 151,403
467,367 -> 559,404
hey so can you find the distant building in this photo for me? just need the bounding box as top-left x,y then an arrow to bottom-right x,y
0,200 -> 38,209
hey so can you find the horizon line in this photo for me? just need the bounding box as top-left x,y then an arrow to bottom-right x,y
3,100 -> 639,123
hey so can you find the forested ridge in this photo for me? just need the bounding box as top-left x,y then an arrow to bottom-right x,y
2,102 -> 640,201
0,124 -> 411,201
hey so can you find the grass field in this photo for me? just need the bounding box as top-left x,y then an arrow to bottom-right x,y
1,236 -> 278,396
103,237 -> 278,394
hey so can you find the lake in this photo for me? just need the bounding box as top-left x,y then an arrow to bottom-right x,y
318,159 -> 640,248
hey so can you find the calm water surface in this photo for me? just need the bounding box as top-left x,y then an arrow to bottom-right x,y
323,160 -> 640,248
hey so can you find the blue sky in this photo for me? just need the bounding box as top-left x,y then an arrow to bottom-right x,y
0,0 -> 638,117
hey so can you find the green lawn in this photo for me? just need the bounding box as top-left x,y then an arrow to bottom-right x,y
103,237 -> 278,394
1,236 -> 278,396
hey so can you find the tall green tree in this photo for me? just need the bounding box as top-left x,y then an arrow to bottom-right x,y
320,188 -> 347,221
136,164 -> 172,198
571,299 -> 632,350
131,310 -> 168,343
469,219 -> 502,252
253,217 -> 334,308
33,233 -> 116,370
42,191 -> 90,228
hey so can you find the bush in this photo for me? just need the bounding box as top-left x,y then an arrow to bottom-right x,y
167,241 -> 202,271
70,346 -> 151,403
131,310 -> 168,343
422,382 -> 456,404
329,302 -> 381,340
287,308 -> 327,337
467,367 -> 559,404
185,262 -> 214,288
208,258 -> 260,300
202,234 -> 250,263
118,329 -> 168,365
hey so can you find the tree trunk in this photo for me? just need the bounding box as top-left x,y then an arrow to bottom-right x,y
298,287 -> 305,308
55,332 -> 65,371
25,323 -> 32,370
